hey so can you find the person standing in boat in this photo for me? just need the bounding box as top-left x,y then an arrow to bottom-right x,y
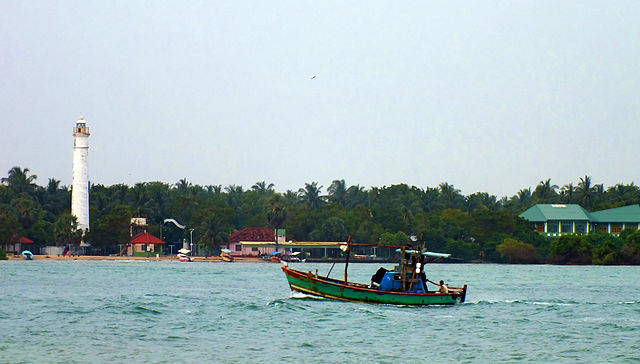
438,280 -> 449,293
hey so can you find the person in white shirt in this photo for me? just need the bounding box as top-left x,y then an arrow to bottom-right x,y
438,280 -> 449,293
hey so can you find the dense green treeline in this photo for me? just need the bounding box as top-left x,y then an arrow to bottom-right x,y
2,166 -> 640,264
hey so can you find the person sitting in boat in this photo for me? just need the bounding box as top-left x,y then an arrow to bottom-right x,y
438,280 -> 449,293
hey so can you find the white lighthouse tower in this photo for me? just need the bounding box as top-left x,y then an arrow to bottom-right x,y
71,116 -> 90,234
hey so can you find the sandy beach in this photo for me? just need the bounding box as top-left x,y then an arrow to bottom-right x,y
5,254 -> 265,263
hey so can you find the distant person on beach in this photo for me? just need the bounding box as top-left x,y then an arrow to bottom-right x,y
438,280 -> 449,293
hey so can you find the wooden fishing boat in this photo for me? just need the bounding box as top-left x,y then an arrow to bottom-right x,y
281,243 -> 467,305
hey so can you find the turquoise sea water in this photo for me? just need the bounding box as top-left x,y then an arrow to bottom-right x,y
1,260 -> 639,363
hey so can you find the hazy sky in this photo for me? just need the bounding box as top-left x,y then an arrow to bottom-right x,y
2,1 -> 639,197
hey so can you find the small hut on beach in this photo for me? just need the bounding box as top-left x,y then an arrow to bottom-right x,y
126,232 -> 165,256
1,234 -> 34,255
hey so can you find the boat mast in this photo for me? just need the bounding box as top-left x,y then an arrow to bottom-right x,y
344,236 -> 351,284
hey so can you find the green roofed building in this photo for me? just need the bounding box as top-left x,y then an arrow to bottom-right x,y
519,204 -> 640,236
590,204 -> 640,234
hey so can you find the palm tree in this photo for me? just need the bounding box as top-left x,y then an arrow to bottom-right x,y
251,181 -> 275,195
52,212 -> 82,245
327,179 -> 347,206
197,210 -> 233,253
560,183 -> 575,203
39,178 -> 70,217
144,182 -> 171,222
283,190 -> 299,206
345,184 -> 368,209
576,175 -> 594,208
533,179 -> 558,203
516,188 -> 532,208
266,194 -> 288,229
225,185 -> 244,209
607,183 -> 640,205
11,195 -> 42,230
2,166 -> 37,196
438,182 -> 463,208
465,192 -> 499,212
299,182 -> 324,209
207,185 -> 223,195
175,178 -> 192,194
128,182 -> 152,217
422,187 -> 440,212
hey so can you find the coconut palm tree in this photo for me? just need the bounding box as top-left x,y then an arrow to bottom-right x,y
266,194 -> 288,229
327,179 -> 347,206
576,175 -> 594,208
251,181 -> 275,195
560,183 -> 575,203
225,185 -> 244,209
533,179 -> 558,203
299,182 -> 324,209
345,184 -> 368,209
128,182 -> 153,218
175,178 -> 192,195
197,209 -> 234,253
207,185 -> 223,195
2,166 -> 37,196
438,182 -> 464,208
283,190 -> 299,206
607,183 -> 640,205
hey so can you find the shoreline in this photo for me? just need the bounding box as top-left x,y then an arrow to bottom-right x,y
5,254 -> 265,263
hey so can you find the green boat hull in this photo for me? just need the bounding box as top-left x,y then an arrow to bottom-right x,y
282,266 -> 466,305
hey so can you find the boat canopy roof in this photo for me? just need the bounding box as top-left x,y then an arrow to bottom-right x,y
423,252 -> 451,258
394,249 -> 451,258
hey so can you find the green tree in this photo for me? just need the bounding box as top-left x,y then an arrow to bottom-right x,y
439,209 -> 471,240
52,212 -> 83,246
560,183 -> 576,204
266,194 -> 288,229
378,231 -> 410,246
196,206 -> 235,254
621,230 -> 640,264
309,217 -> 348,242
299,182 -> 324,209
496,238 -> 539,263
438,182 -> 464,208
0,204 -> 21,245
327,179 -> 347,206
549,235 -> 593,264
533,179 -> 558,203
11,195 -> 44,231
85,205 -> 132,253
576,175 -> 594,209
2,166 -> 37,196
251,181 -> 275,196
344,184 -> 368,209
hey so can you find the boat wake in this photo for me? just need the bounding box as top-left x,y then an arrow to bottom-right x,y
290,290 -> 324,300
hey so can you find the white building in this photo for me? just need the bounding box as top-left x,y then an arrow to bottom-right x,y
71,116 -> 90,234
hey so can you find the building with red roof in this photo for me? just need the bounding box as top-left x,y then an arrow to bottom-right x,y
227,227 -> 275,257
126,231 -> 165,256
2,234 -> 34,255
